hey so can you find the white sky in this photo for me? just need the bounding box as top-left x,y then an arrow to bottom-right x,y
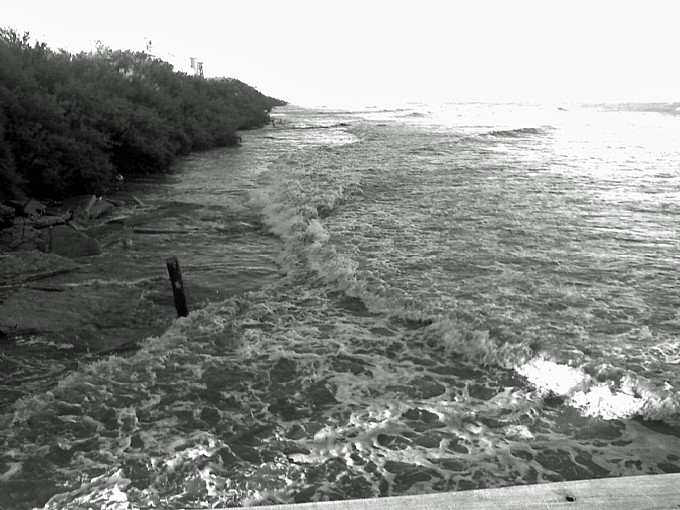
3,0 -> 679,107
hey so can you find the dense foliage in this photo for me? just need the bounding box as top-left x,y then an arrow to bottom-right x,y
0,28 -> 285,199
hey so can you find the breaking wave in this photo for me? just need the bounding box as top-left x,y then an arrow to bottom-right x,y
483,126 -> 553,138
249,148 -> 679,427
518,358 -> 680,425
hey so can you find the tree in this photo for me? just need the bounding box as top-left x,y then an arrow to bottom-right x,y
0,28 -> 286,199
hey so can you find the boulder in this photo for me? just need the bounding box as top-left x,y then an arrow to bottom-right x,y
0,224 -> 50,251
43,206 -> 73,223
34,215 -> 66,228
83,222 -> 127,247
0,251 -> 80,286
62,195 -> 97,216
105,216 -> 128,226
0,203 -> 15,228
89,199 -> 115,219
0,284 -> 142,338
105,198 -> 127,207
21,199 -> 47,216
14,215 -> 65,229
49,225 -> 101,258
71,207 -> 90,224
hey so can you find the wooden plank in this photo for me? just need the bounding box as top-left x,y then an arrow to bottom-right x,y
251,474 -> 680,510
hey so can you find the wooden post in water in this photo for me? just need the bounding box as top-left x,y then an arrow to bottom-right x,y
166,257 -> 188,317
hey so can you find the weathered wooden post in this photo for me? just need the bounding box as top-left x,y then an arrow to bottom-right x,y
166,257 -> 188,317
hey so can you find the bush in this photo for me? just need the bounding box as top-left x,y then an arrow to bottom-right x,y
0,28 -> 286,199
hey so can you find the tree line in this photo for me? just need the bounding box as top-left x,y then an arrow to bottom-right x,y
0,28 -> 286,200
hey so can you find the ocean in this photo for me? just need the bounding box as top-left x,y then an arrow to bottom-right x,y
1,102 -> 680,508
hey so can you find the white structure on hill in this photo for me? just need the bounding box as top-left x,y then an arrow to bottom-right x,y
189,57 -> 204,77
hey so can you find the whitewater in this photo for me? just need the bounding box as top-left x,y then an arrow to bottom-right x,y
1,102 -> 680,508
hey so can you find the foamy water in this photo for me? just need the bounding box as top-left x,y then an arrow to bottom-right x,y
1,103 -> 680,509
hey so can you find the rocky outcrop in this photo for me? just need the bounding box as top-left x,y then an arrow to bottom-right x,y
0,193 -> 172,358
1,195 -> 121,255
15,215 -> 66,229
0,251 -> 80,286
0,284 -> 142,339
49,225 -> 101,258
4,199 -> 48,217
43,206 -> 72,224
89,199 -> 116,219
23,199 -> 47,216
61,195 -> 115,221
0,224 -> 50,252
0,204 -> 14,229
62,195 -> 97,216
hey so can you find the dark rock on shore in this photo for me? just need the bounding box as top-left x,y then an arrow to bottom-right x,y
0,284 -> 142,342
0,193 -> 130,263
0,194 -> 115,254
49,225 -> 102,258
0,224 -> 50,252
0,204 -> 14,229
0,192 -> 176,356
60,195 -> 115,221
62,195 -> 97,216
89,199 -> 115,219
15,215 -> 66,229
83,222 -> 128,248
18,199 -> 47,217
0,251 -> 80,286
43,205 -> 72,220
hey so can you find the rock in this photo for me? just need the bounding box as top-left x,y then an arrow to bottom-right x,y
14,215 -> 65,229
84,222 -> 124,239
16,238 -> 49,252
105,198 -> 127,207
65,220 -> 85,232
62,195 -> 97,216
0,251 -> 80,286
43,206 -> 73,223
49,225 -> 101,258
0,224 -> 50,251
0,284 -> 142,338
88,199 -> 115,219
105,216 -> 127,226
35,216 -> 66,228
21,199 -> 47,216
83,222 -> 127,248
71,207 -> 89,224
0,203 -> 15,228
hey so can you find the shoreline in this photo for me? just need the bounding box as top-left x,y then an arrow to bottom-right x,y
0,183 -> 184,407
0,155 -> 282,409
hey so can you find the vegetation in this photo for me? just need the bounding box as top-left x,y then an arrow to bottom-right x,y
0,28 -> 286,200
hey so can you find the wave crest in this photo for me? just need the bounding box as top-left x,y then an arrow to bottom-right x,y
251,139 -> 679,428
518,358 -> 680,424
483,126 -> 553,138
